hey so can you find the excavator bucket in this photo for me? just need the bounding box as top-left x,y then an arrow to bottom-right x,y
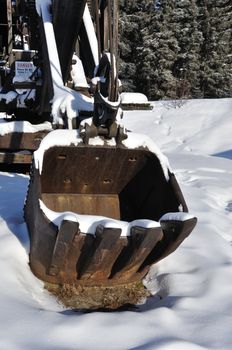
24,129 -> 197,309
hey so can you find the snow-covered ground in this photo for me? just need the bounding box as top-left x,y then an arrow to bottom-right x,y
0,98 -> 231,350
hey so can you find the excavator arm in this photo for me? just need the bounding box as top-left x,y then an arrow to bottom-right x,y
0,0 -> 197,309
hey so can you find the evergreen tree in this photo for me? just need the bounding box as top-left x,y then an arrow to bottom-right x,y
119,0 -> 232,99
171,0 -> 203,98
137,1 -> 180,99
119,0 -> 143,91
197,1 -> 232,97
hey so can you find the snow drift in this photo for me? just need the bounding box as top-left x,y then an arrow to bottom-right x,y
0,98 -> 232,349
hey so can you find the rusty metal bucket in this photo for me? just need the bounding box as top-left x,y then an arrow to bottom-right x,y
24,130 -> 197,309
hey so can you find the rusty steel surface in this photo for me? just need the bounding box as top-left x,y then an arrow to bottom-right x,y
40,146 -> 180,224
42,193 -> 120,219
0,151 -> 32,164
0,131 -> 49,151
0,131 -> 49,172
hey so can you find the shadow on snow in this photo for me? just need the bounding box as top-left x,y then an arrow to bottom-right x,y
212,149 -> 232,160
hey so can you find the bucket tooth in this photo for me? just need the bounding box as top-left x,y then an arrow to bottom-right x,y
140,217 -> 197,272
159,217 -> 197,260
76,234 -> 95,279
111,225 -> 163,281
80,226 -> 124,281
64,232 -> 86,281
49,220 -> 79,276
